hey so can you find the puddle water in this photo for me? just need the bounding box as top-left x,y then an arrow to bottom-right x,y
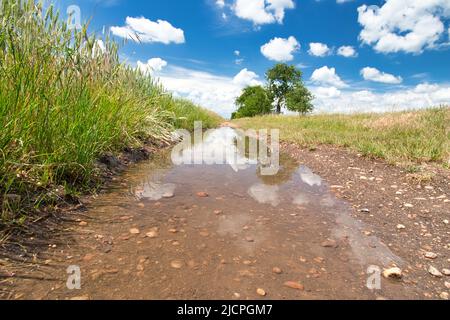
18,127 -> 414,300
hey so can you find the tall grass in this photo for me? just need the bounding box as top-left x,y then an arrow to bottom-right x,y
234,107 -> 450,165
0,0 -> 221,223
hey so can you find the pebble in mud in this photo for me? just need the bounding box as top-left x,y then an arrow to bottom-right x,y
70,295 -> 90,300
284,281 -> 304,291
321,239 -> 338,248
129,228 -> 140,235
442,269 -> 450,276
440,292 -> 449,300
256,288 -> 266,297
382,267 -> 402,280
170,260 -> 184,269
424,252 -> 438,259
145,228 -> 159,238
196,192 -> 209,197
199,230 -> 210,237
272,267 -> 283,274
428,266 -> 443,277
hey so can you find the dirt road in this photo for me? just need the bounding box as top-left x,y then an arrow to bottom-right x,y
1,127 -> 449,300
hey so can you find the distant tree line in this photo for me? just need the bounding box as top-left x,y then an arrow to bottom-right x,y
231,63 -> 314,119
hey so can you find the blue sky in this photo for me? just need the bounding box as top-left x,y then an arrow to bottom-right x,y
56,0 -> 450,117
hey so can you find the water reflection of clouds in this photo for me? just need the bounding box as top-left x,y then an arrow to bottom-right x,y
293,193 -> 310,205
248,183 -> 280,207
172,127 -> 256,172
298,166 -> 322,187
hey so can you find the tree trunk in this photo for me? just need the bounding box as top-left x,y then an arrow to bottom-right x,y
276,101 -> 281,114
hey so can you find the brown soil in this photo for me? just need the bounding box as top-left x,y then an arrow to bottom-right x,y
280,142 -> 450,299
1,129 -> 449,300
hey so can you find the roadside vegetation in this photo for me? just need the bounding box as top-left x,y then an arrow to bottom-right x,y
232,64 -> 313,119
0,0 -> 221,228
234,107 -> 450,166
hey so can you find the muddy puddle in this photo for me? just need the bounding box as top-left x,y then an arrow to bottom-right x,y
2,127 -> 420,300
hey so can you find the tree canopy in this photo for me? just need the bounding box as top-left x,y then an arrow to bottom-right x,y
266,64 -> 303,114
231,85 -> 272,119
233,63 -> 314,118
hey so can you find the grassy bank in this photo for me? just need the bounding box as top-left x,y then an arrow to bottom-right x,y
0,0 -> 221,225
233,108 -> 450,166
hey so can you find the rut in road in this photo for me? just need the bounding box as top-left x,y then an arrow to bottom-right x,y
4,127 -> 416,300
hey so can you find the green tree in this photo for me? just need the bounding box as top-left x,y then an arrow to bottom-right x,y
265,63 -> 313,114
232,86 -> 272,119
286,84 -> 314,114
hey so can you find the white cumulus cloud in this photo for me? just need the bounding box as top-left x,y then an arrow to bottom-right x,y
233,0 -> 295,25
136,58 -> 168,75
308,42 -> 331,57
312,83 -> 450,114
361,67 -> 403,84
232,68 -> 262,87
358,0 -> 450,54
337,45 -> 358,57
310,66 -> 348,88
313,86 -> 342,98
158,66 -> 255,118
111,17 -> 185,44
216,0 -> 225,8
261,36 -> 300,61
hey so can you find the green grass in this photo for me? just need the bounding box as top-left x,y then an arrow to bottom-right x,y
0,0 -> 221,224
233,107 -> 450,166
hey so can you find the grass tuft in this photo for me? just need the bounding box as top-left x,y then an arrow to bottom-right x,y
233,107 -> 450,166
0,0 -> 221,225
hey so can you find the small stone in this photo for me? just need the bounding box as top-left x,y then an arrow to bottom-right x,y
70,295 -> 90,300
440,292 -> 449,300
129,228 -> 140,235
444,282 -> 450,289
256,288 -> 266,296
145,230 -> 158,238
214,210 -> 223,215
382,267 -> 402,280
444,220 -> 449,225
233,293 -> 241,299
79,221 -> 88,226
428,265 -> 443,277
168,228 -> 178,234
243,260 -> 252,265
442,269 -> 450,276
196,192 -> 209,198
162,192 -> 174,198
314,257 -> 324,264
360,208 -> 370,214
396,224 -> 406,230
170,260 -> 183,269
321,239 -> 338,248
272,267 -> 282,274
424,252 -> 438,259
404,203 -> 414,208
199,231 -> 210,237
245,237 -> 255,242
284,281 -> 304,291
